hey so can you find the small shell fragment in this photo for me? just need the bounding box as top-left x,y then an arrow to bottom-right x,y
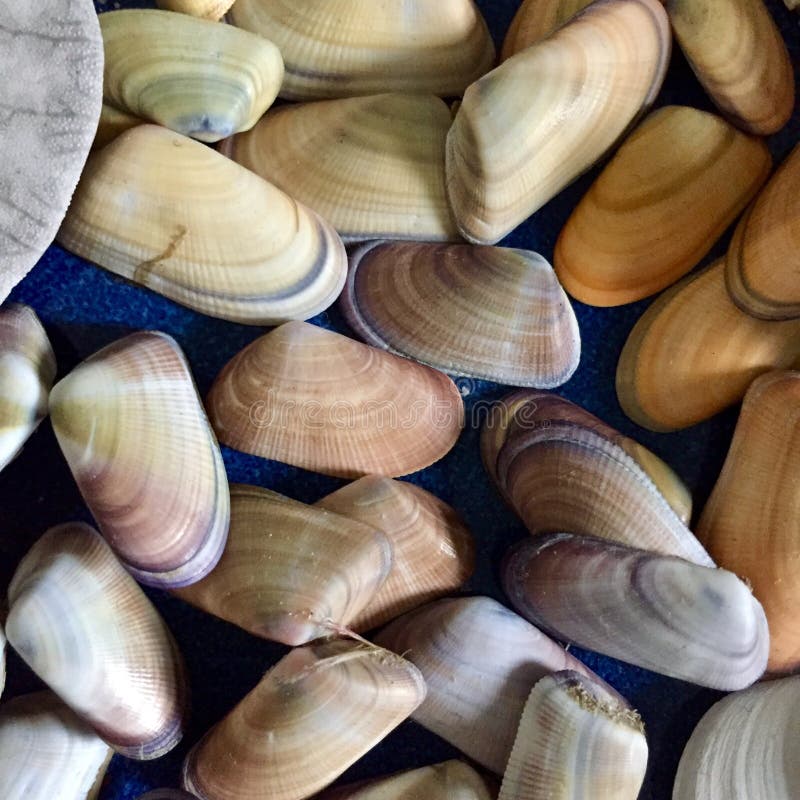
0,304 -> 56,474
182,640 -> 426,800
666,0 -> 794,134
499,671 -> 648,800
0,0 -> 103,302
501,0 -> 594,59
673,676 -> 800,799
375,596 -> 608,774
228,0 -> 495,100
206,321 -> 464,479
92,103 -> 141,151
484,391 -> 711,565
49,332 -> 230,589
315,476 -> 475,631
446,0 -> 670,244
100,10 -> 284,143
503,533 -> 768,690
228,94 -> 460,243
555,105 -> 771,306
698,371 -> 800,674
616,260 -> 800,431
57,125 -> 347,326
725,144 -> 800,320
0,691 -> 112,800
342,242 -> 580,387
155,0 -> 233,20
6,523 -> 188,759
174,483 -> 392,645
316,760 -> 494,800
0,624 -> 5,700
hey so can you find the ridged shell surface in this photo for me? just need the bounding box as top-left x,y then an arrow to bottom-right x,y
616,260 -> 800,431
0,691 -> 112,800
228,94 -> 460,243
174,483 -> 392,645
49,331 -> 230,589
503,534 -> 768,690
673,677 -> 800,799
57,125 -> 347,325
725,144 -> 800,320
182,640 -> 426,800
6,523 -> 187,759
499,671 -> 647,800
698,371 -> 800,674
555,106 -> 771,306
446,0 -> 670,244
206,321 -> 464,478
100,10 -> 283,143
667,0 -> 794,134
228,0 -> 495,100
0,304 -> 56,473
375,596 -> 607,774
342,242 -> 580,387
316,476 -> 475,631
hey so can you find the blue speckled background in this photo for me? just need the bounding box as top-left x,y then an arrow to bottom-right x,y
2,1 -> 799,797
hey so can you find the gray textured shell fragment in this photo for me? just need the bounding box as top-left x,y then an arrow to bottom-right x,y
0,0 -> 103,301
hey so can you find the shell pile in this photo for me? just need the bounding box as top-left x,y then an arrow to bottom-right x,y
0,0 -> 798,798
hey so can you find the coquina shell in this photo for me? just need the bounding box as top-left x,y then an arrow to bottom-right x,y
49,331 -> 230,589
316,476 -> 475,631
499,671 -> 647,800
227,94 -> 460,243
698,370 -> 800,674
0,304 -> 56,473
503,533 -> 768,690
673,676 -> 800,799
0,691 -> 112,800
342,242 -> 580,387
6,523 -> 188,759
555,105 -> 771,306
725,143 -> 800,320
666,0 -> 794,134
375,596 -> 611,774
100,10 -> 283,143
182,640 -> 426,800
58,125 -> 347,325
174,483 -> 392,645
446,0 -> 670,244
228,0 -> 495,100
206,321 -> 464,479
616,260 -> 800,431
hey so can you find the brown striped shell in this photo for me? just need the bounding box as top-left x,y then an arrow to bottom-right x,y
616,260 -> 800,431
342,242 -> 580,387
174,484 -> 392,645
666,0 -> 794,134
446,0 -> 670,244
555,105 -> 771,306
49,331 -> 230,588
182,640 -> 426,800
227,94 -> 459,243
228,0 -> 495,100
6,523 -> 188,759
697,371 -> 800,674
206,321 -> 464,479
315,477 -> 475,630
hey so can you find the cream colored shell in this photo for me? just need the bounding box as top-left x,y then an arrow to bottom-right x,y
100,10 -> 283,142
58,125 -> 347,325
228,0 -> 495,100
